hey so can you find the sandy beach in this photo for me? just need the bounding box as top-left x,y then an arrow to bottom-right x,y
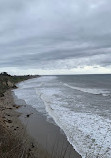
14,92 -> 82,158
0,90 -> 52,158
0,90 -> 36,157
0,88 -> 81,158
0,0 -> 111,157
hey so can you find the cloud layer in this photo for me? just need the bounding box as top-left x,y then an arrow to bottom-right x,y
0,0 -> 111,74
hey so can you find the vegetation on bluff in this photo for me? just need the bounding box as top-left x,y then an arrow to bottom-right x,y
0,72 -> 39,97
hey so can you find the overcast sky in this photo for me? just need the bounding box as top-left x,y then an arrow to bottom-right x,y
0,0 -> 111,75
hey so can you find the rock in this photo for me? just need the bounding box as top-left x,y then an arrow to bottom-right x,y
7,120 -> 12,123
7,81 -> 15,87
15,105 -> 20,109
26,113 -> 33,118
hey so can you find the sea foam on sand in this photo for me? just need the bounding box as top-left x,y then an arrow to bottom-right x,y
36,87 -> 111,158
14,76 -> 111,158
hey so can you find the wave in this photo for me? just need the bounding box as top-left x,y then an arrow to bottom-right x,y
64,83 -> 111,97
13,76 -> 111,158
35,87 -> 111,158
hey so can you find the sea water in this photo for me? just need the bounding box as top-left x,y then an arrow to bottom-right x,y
13,75 -> 111,158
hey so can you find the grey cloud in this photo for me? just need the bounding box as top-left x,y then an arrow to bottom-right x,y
0,0 -> 111,73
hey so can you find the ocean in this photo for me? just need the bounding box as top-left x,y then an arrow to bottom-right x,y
13,74 -> 111,158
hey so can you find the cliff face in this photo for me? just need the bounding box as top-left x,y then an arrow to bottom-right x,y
7,81 -> 15,87
0,72 -> 38,97
2,80 -> 14,87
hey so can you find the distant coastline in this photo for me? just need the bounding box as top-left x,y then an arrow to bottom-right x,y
0,72 -> 39,97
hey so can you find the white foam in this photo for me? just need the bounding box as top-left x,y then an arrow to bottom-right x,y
16,76 -> 57,89
64,83 -> 111,97
13,87 -> 46,114
37,87 -> 111,158
13,76 -> 111,158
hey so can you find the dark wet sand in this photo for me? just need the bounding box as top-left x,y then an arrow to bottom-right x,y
0,90 -> 40,158
15,99 -> 82,158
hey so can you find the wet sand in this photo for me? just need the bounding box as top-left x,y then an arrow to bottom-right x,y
14,93 -> 82,158
0,90 -> 39,158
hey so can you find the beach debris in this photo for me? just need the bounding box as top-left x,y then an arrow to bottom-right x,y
26,113 -> 33,118
12,104 -> 21,108
7,120 -> 12,123
15,105 -> 20,109
6,113 -> 10,116
7,107 -> 12,110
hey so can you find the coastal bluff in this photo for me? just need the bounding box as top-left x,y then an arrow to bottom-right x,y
0,72 -> 39,97
0,72 -> 41,158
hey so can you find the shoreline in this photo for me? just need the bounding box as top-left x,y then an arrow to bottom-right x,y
0,90 -> 52,158
13,89 -> 82,158
0,87 -> 82,158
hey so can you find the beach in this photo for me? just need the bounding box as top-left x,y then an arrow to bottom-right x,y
0,90 -> 39,158
0,89 -> 81,158
13,75 -> 111,158
14,93 -> 82,158
1,74 -> 111,158
0,0 -> 111,157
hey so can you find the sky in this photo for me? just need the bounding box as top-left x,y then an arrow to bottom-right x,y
0,0 -> 111,75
